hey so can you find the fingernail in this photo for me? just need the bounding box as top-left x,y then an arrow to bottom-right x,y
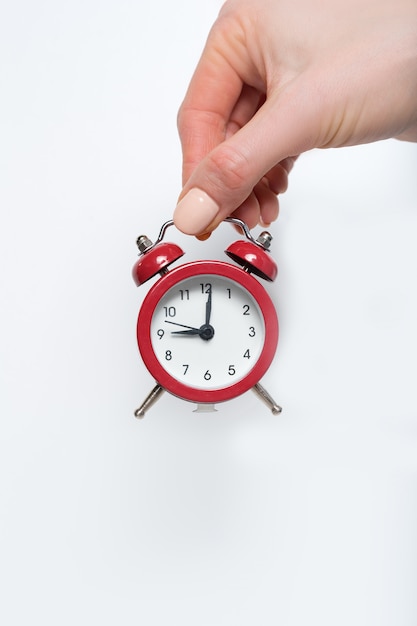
196,232 -> 211,241
174,188 -> 219,235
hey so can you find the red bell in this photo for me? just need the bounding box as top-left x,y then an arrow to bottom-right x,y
132,241 -> 184,286
225,240 -> 277,282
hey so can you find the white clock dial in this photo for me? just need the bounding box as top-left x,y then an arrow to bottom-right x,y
149,274 -> 265,390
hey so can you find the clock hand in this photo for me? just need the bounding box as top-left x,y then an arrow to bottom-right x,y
171,328 -> 201,336
165,319 -> 215,340
205,289 -> 212,326
165,320 -> 200,332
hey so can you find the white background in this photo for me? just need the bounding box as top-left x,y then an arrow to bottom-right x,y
1,1 -> 417,624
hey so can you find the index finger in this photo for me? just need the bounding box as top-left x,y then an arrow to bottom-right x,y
177,31 -> 246,186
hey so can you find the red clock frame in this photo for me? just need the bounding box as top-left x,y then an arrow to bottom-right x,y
137,260 -> 279,404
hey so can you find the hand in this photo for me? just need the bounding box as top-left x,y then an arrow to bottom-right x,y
205,289 -> 212,326
165,320 -> 201,335
174,0 -> 417,236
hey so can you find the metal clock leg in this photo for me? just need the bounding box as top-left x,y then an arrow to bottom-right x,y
134,383 -> 165,418
252,382 -> 282,415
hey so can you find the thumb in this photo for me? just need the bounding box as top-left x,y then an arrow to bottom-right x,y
173,85 -> 316,235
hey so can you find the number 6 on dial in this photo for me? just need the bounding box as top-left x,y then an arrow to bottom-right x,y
132,218 -> 282,418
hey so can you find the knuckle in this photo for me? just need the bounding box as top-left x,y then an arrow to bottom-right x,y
206,145 -> 252,193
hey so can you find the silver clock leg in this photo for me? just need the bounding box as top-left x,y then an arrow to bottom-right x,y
134,383 -> 165,418
252,382 -> 282,415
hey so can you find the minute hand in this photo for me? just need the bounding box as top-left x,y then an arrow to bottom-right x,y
165,320 -> 200,333
205,289 -> 212,325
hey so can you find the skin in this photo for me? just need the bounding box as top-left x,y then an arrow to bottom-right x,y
174,0 -> 417,236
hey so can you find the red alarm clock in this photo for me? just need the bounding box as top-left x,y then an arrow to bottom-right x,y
132,218 -> 281,417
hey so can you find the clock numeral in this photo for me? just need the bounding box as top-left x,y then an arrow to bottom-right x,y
228,365 -> 236,376
226,288 -> 232,299
165,350 -> 173,361
243,349 -> 251,359
248,326 -> 256,337
163,306 -> 176,318
204,370 -> 212,381
157,329 -> 165,340
243,304 -> 250,316
182,364 -> 189,375
179,289 -> 189,301
200,283 -> 212,294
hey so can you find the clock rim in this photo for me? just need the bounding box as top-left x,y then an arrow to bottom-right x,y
137,260 -> 278,404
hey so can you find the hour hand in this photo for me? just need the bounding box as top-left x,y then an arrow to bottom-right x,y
171,328 -> 200,335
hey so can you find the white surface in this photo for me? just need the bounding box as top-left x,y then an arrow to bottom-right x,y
1,1 -> 417,625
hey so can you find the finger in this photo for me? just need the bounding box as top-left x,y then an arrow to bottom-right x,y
231,192 -> 261,230
196,176 -> 281,238
263,156 -> 298,194
174,81 -> 315,235
254,181 -> 280,227
226,85 -> 265,139
231,156 -> 296,229
177,33 -> 246,185
196,189 -> 261,239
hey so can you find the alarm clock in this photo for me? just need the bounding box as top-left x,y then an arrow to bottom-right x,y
132,218 -> 281,418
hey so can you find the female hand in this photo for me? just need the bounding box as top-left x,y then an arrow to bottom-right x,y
174,0 -> 417,236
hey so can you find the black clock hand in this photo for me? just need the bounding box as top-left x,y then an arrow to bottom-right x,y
205,289 -> 212,326
165,320 -> 200,332
165,315 -> 215,341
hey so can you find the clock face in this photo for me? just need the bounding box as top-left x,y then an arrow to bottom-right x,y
150,274 -> 264,390
137,261 -> 278,404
